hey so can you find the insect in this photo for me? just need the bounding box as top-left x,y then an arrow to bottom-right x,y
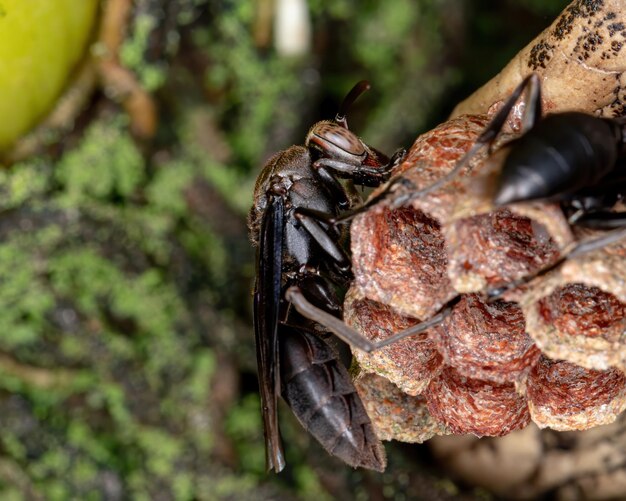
415,73 -> 626,289
423,73 -> 626,226
481,73 -> 626,230
248,81 -> 418,473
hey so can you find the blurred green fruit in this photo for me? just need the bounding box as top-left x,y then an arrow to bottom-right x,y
0,0 -> 99,150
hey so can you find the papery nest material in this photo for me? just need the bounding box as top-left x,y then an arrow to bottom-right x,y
344,288 -> 443,396
520,241 -> 626,371
526,356 -> 626,430
354,372 -> 449,443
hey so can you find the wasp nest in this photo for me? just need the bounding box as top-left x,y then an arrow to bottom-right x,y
347,111 -> 626,439
346,0 -> 626,448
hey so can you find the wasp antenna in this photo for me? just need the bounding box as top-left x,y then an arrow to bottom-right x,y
336,80 -> 371,128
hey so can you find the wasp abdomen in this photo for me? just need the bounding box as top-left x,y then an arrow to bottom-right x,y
280,330 -> 385,470
496,112 -> 619,205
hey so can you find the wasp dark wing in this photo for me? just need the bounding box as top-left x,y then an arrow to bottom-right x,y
254,195 -> 286,472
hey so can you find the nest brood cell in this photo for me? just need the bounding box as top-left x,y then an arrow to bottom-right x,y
354,372 -> 449,443
526,357 -> 626,430
521,241 -> 626,371
445,207 -> 564,293
537,283 -> 626,340
344,289 -> 443,396
438,294 -> 540,384
424,366 -> 531,436
350,205 -> 453,320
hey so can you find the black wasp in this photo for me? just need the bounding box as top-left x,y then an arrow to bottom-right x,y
478,73 -> 626,228
248,81 -> 419,473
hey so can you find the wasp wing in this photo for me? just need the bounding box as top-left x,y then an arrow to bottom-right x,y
254,195 -> 286,472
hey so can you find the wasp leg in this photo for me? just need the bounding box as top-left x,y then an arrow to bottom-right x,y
285,286 -> 455,353
487,226 -> 626,301
314,148 -> 405,187
575,211 -> 626,229
566,175 -> 626,225
312,166 -> 353,210
293,210 -> 351,273
313,159 -> 390,187
331,177 -> 414,225
485,73 -> 542,144
320,151 -> 407,227
568,226 -> 626,256
291,274 -> 343,319
293,207 -> 337,225
388,147 -> 407,166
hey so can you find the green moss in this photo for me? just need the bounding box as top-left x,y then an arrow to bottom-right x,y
145,159 -> 195,215
1,436 -> 26,462
308,0 -> 353,18
136,426 -> 182,477
197,6 -> 302,166
212,474 -> 259,499
172,472 -> 194,501
0,161 -> 49,209
294,465 -> 332,501
55,118 -> 145,203
120,14 -> 166,92
353,0 -> 417,70
43,482 -> 69,501
186,350 -> 216,402
0,488 -> 25,501
224,394 -> 266,474
31,449 -> 71,479
66,421 -> 114,465
0,242 -> 55,348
